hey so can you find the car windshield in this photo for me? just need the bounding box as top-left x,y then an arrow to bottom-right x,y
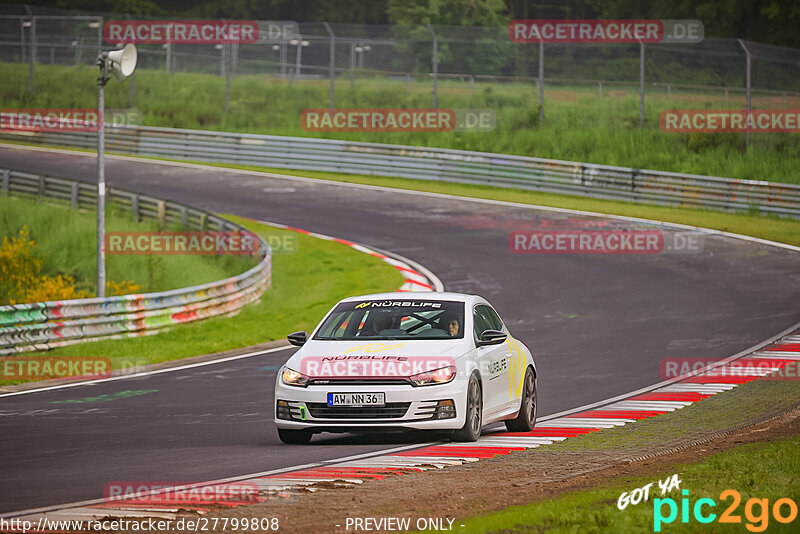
313,299 -> 466,340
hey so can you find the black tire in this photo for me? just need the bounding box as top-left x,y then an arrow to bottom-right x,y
278,428 -> 313,444
451,374 -> 482,442
505,367 -> 537,432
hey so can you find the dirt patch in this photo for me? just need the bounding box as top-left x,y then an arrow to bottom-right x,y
210,402 -> 800,533
543,90 -> 581,102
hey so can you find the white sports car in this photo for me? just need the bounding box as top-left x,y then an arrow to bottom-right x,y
274,292 -> 537,444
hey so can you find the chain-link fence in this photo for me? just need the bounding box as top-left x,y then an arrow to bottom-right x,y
2,7 -> 800,140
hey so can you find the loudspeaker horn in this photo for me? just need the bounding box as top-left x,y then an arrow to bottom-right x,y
107,44 -> 137,82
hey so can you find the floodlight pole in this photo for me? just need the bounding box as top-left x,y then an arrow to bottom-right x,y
96,54 -> 110,298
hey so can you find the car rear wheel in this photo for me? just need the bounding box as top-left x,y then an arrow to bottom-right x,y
278,428 -> 313,444
451,374 -> 482,442
505,367 -> 537,432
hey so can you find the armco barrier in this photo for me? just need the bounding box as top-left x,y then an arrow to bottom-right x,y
2,125 -> 800,217
0,168 -> 271,356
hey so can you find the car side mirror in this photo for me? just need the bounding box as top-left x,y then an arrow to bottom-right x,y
287,331 -> 307,347
477,329 -> 507,347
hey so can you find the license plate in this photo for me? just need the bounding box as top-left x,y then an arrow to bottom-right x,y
327,392 -> 385,407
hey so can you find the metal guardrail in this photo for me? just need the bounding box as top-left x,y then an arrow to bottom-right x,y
2,125 -> 799,218
0,168 -> 272,356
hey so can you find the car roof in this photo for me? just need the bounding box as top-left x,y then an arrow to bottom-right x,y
339,291 -> 484,305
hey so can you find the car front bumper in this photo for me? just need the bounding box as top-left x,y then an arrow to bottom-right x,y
273,377 -> 468,432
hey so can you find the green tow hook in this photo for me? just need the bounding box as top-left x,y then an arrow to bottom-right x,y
299,405 -> 307,421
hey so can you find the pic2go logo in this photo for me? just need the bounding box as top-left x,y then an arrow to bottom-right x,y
654,489 -> 798,532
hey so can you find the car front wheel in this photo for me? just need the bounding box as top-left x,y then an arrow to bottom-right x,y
505,367 -> 537,432
451,374 -> 482,442
278,428 -> 313,444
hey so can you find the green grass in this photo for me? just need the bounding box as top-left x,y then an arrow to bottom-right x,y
454,436 -> 800,533
2,62 -> 799,184
440,372 -> 800,533
0,195 -> 253,300
0,215 -> 404,385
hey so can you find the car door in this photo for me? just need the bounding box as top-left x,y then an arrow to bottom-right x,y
484,305 -> 525,411
473,304 -> 512,417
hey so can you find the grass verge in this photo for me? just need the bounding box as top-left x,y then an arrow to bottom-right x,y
2,62 -> 798,184
456,436 -> 800,533
0,215 -> 403,386
0,194 -> 253,300
453,379 -> 800,533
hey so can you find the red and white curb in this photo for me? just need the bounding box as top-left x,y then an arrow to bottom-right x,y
9,328 -> 799,523
259,220 -> 443,293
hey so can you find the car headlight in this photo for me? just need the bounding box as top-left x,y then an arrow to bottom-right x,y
409,365 -> 456,386
281,367 -> 309,387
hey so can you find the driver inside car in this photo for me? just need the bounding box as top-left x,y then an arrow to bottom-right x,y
439,313 -> 460,336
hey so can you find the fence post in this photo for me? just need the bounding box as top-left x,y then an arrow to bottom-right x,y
232,41 -> 238,76
428,24 -> 438,109
131,193 -> 139,222
324,22 -> 335,110
37,174 -> 45,201
95,16 -> 102,58
165,42 -> 171,72
70,181 -> 79,208
1,170 -> 9,196
738,39 -> 751,148
639,41 -> 645,127
180,206 -> 188,229
538,41 -> 544,121
349,41 -> 355,89
598,80 -> 602,97
280,36 -> 287,79
157,200 -> 166,230
20,18 -> 26,63
224,44 -> 231,112
28,17 -> 36,93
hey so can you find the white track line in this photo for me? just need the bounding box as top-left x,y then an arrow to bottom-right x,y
0,344 -> 293,399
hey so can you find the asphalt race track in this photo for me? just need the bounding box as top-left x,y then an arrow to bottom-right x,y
1,144 -> 798,513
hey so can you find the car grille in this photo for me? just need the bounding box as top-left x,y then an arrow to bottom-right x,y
306,402 -> 411,419
307,378 -> 410,386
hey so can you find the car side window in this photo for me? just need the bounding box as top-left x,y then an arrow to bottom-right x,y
473,306 -> 492,338
484,306 -> 504,331
474,305 -> 502,339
